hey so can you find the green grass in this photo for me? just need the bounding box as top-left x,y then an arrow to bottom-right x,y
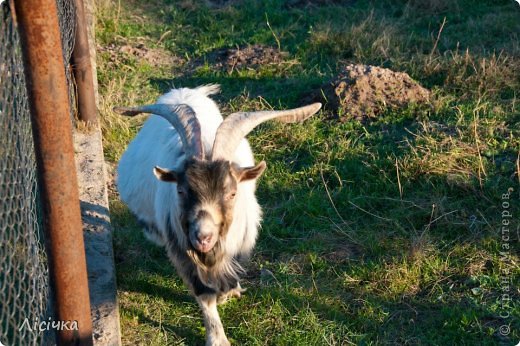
96,0 -> 519,344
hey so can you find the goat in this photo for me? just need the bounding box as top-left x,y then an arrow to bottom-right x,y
115,85 -> 321,345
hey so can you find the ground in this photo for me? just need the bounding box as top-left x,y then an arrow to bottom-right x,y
95,0 -> 519,344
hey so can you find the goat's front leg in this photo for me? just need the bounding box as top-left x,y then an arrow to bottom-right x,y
197,294 -> 230,346
165,247 -> 230,345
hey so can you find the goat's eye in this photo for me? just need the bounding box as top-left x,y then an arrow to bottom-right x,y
224,192 -> 235,201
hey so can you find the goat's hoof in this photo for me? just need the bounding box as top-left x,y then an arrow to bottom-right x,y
217,286 -> 246,305
216,293 -> 231,305
217,284 -> 246,305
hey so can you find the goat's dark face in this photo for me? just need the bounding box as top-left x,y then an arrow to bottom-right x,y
154,159 -> 266,254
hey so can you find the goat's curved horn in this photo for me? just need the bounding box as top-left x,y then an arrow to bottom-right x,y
113,104 -> 204,159
211,103 -> 322,161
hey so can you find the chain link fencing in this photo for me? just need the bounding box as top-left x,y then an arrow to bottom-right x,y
0,1 -> 77,344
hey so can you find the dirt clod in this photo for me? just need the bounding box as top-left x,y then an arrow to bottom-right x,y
98,43 -> 184,68
193,44 -> 288,73
309,64 -> 431,121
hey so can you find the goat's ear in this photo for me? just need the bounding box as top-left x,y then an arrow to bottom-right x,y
237,161 -> 266,182
153,166 -> 178,182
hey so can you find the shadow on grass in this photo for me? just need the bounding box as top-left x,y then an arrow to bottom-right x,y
122,302 -> 204,345
104,0 -> 520,343
116,239 -> 514,345
250,286 -> 509,345
111,83 -> 517,342
110,13 -> 518,346
149,74 -> 325,108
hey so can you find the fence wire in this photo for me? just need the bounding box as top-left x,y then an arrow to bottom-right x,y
0,1 -> 77,345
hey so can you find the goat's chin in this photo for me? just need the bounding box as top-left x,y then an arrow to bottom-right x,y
196,243 -> 214,253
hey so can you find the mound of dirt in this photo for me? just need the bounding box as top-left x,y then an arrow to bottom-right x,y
193,44 -> 288,73
308,64 -> 431,121
98,43 -> 184,68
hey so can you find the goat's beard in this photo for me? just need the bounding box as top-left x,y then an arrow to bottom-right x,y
187,240 -> 223,269
187,240 -> 245,293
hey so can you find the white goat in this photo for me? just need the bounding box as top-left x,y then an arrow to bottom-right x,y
115,85 -> 320,345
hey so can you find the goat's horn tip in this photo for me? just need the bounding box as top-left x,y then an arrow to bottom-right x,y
310,102 -> 322,112
113,106 -> 141,116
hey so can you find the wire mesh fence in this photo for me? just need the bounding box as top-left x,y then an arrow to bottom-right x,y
0,1 -> 77,344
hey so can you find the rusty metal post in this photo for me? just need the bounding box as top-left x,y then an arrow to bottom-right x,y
13,1 -> 94,345
72,0 -> 98,123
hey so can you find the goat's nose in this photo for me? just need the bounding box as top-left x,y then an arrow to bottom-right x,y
197,233 -> 212,245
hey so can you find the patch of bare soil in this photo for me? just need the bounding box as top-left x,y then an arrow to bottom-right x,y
192,44 -> 289,73
325,244 -> 358,263
98,43 -> 184,68
307,64 -> 431,121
